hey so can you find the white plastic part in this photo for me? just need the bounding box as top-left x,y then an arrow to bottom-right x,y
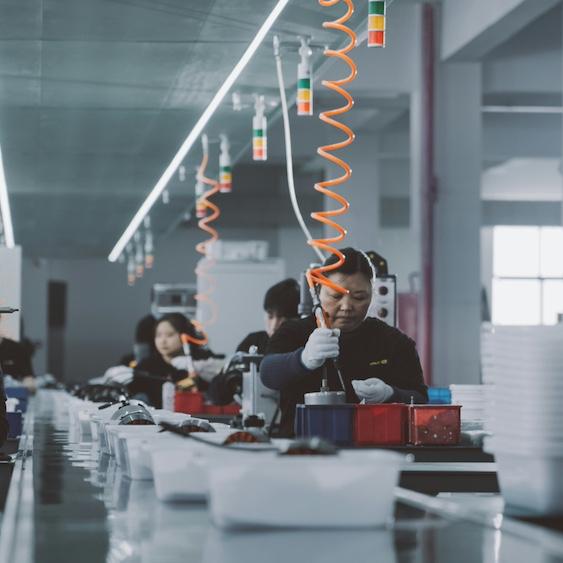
161,380 -> 175,412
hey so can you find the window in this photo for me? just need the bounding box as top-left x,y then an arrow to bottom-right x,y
492,227 -> 563,325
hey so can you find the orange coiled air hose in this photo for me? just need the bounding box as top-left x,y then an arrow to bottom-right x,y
191,135 -> 221,344
306,0 -> 358,316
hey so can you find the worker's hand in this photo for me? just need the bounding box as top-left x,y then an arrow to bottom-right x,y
170,355 -> 194,372
193,358 -> 225,383
301,327 -> 340,371
103,365 -> 134,386
22,376 -> 37,395
352,378 -> 393,404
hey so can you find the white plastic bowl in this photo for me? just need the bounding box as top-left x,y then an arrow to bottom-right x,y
208,450 -> 403,529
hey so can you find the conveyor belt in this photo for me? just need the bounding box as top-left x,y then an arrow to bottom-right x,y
1,390 -> 563,563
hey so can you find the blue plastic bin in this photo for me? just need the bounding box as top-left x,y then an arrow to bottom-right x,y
294,404 -> 355,446
5,386 -> 29,413
7,412 -> 23,439
427,387 -> 451,405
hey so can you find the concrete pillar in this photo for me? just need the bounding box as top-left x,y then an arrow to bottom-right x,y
323,133 -> 382,252
433,63 -> 482,386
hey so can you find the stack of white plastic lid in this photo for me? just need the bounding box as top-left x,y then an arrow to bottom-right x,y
449,384 -> 493,426
481,324 -> 563,515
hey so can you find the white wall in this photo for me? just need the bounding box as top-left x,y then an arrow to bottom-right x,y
0,246 -> 22,341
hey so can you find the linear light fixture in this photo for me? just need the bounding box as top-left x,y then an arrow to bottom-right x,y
108,0 -> 290,262
0,146 -> 15,248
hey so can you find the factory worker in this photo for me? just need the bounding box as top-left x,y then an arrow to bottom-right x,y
0,315 -> 36,393
102,314 -> 157,386
236,278 -> 300,354
261,247 -> 428,437
0,377 -> 8,446
127,313 -> 221,408
207,278 -> 300,405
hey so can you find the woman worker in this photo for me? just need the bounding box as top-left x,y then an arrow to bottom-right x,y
127,313 -> 219,408
261,247 -> 428,437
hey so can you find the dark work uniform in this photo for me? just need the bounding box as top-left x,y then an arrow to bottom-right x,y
236,331 -> 269,355
127,345 -> 214,408
261,316 -> 428,437
0,338 -> 33,380
0,377 -> 8,446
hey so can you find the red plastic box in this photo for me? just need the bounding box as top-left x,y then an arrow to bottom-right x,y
202,404 -> 223,415
174,391 -> 204,414
408,405 -> 461,446
354,404 -> 408,446
221,404 -> 241,415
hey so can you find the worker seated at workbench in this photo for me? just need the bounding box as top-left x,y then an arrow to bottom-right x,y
0,314 -> 36,394
122,313 -> 222,408
236,278 -> 300,354
261,247 -> 428,437
207,278 -> 299,405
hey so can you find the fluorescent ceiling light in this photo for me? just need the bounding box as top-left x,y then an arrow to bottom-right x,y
0,146 -> 15,248
108,0 -> 290,262
482,105 -> 563,114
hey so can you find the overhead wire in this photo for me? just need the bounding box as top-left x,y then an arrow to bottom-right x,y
273,35 -> 325,263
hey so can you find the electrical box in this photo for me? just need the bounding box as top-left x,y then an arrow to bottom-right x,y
369,275 -> 397,327
151,284 -> 197,319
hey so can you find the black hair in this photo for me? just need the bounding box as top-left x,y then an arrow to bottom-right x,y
322,247 -> 373,280
135,315 -> 157,344
263,278 -> 300,318
156,313 -> 197,338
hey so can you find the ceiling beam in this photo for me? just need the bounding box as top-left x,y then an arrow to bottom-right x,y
441,0 -> 561,61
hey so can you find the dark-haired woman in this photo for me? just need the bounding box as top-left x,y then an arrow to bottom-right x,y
127,313 -> 218,408
260,247 -> 428,437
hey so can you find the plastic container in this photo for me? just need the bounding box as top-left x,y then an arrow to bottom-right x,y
408,405 -> 461,446
491,441 -> 563,515
221,404 -> 241,416
208,450 -> 404,528
7,412 -> 22,439
354,404 -> 408,446
294,404 -> 355,446
427,387 -> 451,405
174,391 -> 204,414
5,387 -> 29,413
203,404 -> 223,416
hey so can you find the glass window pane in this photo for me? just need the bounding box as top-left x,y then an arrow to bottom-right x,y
540,227 -> 563,278
542,280 -> 563,325
492,279 -> 541,325
493,226 -> 540,277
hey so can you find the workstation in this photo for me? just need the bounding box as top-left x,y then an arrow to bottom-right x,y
1,1 -> 563,561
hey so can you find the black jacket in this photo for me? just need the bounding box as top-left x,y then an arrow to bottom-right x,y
261,316 -> 428,437
0,378 -> 8,446
127,344 -> 215,408
0,338 -> 33,380
236,331 -> 269,355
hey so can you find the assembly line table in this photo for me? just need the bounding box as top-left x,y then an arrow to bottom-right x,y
1,390 -> 562,563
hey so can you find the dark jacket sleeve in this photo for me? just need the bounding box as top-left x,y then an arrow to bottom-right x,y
260,320 -> 312,392
386,333 -> 428,404
0,379 -> 8,446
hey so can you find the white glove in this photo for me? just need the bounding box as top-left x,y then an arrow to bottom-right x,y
352,378 -> 393,404
193,358 -> 225,383
301,328 -> 340,371
102,365 -> 134,386
170,356 -> 194,372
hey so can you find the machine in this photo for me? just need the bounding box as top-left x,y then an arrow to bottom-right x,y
150,283 -> 197,319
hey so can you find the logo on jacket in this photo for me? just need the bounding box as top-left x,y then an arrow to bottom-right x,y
369,359 -> 388,366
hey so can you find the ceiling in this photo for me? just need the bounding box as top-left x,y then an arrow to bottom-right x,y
1,0 -> 372,259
